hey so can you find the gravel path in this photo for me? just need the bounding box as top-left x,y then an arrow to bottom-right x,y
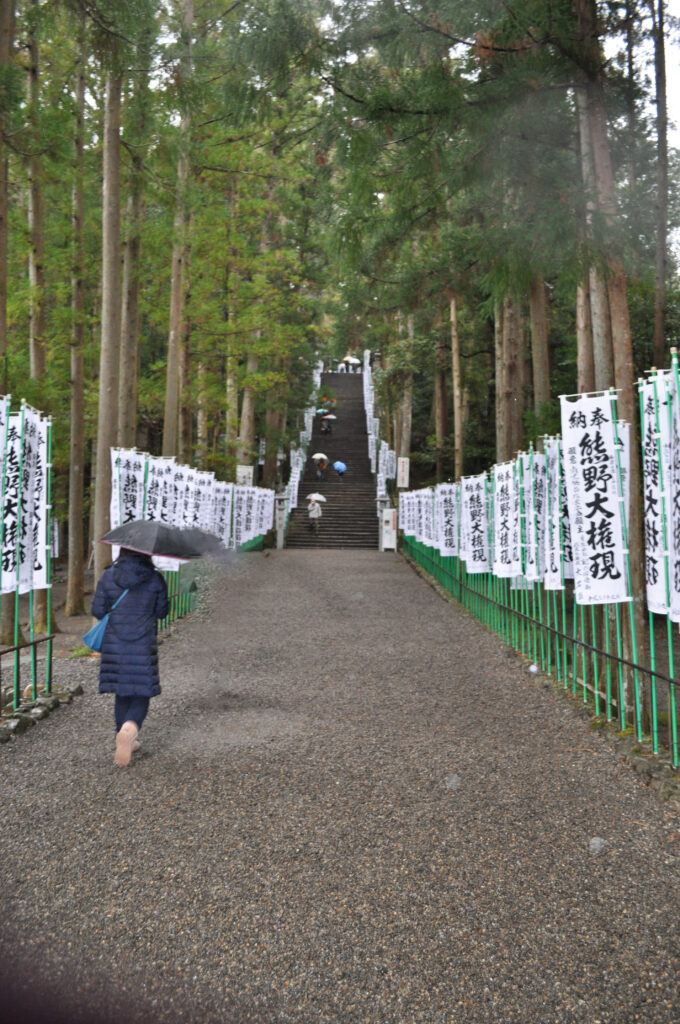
2,549 -> 680,1024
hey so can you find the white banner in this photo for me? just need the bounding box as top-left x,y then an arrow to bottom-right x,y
434,483 -> 459,557
386,449 -> 397,480
521,452 -> 546,583
194,470 -> 216,531
667,369 -> 680,620
543,439 -> 564,591
19,409 -> 49,594
492,462 -> 521,578
18,409 -> 39,594
232,486 -> 250,547
213,482 -> 233,546
2,414 -> 22,593
420,489 -> 434,548
180,467 -> 199,528
560,393 -> 629,605
378,441 -> 389,478
145,456 -> 176,524
640,376 -> 671,614
460,473 -> 489,573
111,448 -> 146,527
32,414 -> 49,591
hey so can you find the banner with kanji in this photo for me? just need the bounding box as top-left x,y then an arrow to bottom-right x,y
543,438 -> 565,591
640,375 -> 672,615
560,394 -> 629,605
434,483 -> 459,557
520,452 -> 546,584
460,473 -> 489,573
492,462 -> 521,578
0,402 -> 50,596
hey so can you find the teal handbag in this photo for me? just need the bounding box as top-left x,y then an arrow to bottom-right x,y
82,589 -> 129,652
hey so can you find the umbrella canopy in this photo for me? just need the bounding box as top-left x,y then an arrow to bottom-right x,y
100,520 -> 204,560
316,408 -> 327,415
311,452 -> 328,461
343,355 -> 361,364
306,493 -> 327,502
181,527 -> 225,555
333,461 -> 346,472
322,414 -> 337,420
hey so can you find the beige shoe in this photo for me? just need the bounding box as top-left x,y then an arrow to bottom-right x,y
114,721 -> 139,767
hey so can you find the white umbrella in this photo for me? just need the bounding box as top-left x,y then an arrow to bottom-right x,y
311,452 -> 328,460
322,414 -> 337,420
306,493 -> 327,502
343,355 -> 361,364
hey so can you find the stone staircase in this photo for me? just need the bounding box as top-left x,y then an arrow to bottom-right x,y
286,371 -> 379,549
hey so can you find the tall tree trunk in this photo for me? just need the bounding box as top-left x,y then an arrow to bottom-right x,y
494,300 -> 504,463
196,359 -> 208,467
574,0 -> 645,716
501,294 -> 523,462
118,189 -> 142,446
178,215 -> 193,462
236,350 -> 258,466
93,71 -> 123,584
395,315 -> 415,459
0,0 -> 12,370
624,0 -> 638,232
650,0 -> 668,368
450,295 -> 463,481
529,276 -> 550,418
27,18 -> 45,379
179,328 -> 192,462
118,25 -> 151,447
0,0 -> 17,645
225,345 -> 238,472
261,406 -> 284,489
589,265 -> 614,390
26,11 -> 52,633
395,374 -> 413,459
576,280 -> 595,393
434,316 -> 448,482
163,153 -> 188,456
576,82 -> 614,390
65,17 -> 86,617
162,0 -> 193,457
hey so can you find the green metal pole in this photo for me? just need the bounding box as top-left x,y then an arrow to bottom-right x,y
590,604 -> 600,715
609,390 -> 641,739
604,603 -> 613,721
12,403 -> 26,708
615,603 -> 625,729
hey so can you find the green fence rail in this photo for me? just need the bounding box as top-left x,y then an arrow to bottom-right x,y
402,535 -> 680,769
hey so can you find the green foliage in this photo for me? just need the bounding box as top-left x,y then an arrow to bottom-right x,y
1,0 -> 678,539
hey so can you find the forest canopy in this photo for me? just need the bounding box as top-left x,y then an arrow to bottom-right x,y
0,0 -> 677,613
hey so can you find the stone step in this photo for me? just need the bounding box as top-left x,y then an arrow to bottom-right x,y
288,370 -> 379,549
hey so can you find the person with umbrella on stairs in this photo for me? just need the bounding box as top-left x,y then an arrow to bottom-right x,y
307,494 -> 324,536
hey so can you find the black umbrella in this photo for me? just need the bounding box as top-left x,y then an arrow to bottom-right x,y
181,527 -> 226,555
100,519 -> 204,560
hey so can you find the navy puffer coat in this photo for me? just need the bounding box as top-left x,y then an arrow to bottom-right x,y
91,550 -> 170,698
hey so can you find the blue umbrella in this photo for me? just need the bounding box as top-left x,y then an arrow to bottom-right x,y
333,461 -> 346,472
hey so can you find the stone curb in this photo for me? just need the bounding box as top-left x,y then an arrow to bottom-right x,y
0,682 -> 84,744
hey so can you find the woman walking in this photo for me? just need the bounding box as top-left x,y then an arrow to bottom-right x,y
91,547 -> 169,767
